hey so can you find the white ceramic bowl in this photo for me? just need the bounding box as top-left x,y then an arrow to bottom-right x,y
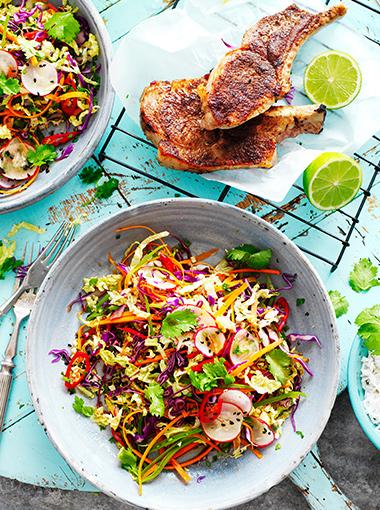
0,0 -> 114,214
27,199 -> 339,510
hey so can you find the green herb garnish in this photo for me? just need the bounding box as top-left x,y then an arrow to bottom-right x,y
349,258 -> 380,293
44,12 -> 80,43
161,309 -> 197,339
328,290 -> 349,318
355,305 -> 380,355
27,144 -> 57,166
226,244 -> 272,269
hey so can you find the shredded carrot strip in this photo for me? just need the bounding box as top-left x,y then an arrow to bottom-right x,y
134,349 -> 175,366
138,413 -> 189,494
229,268 -> 281,275
180,445 -> 214,467
215,282 -> 248,317
7,95 -> 53,119
170,459 -> 191,484
180,248 -> 219,265
88,314 -> 138,327
0,24 -> 18,42
230,338 -> 283,377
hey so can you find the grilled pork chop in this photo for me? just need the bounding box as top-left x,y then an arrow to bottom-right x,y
200,3 -> 346,130
140,78 -> 326,173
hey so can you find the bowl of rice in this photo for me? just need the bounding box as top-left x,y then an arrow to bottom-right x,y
348,336 -> 380,450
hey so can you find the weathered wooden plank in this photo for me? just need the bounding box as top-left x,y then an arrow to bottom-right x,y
289,445 -> 360,510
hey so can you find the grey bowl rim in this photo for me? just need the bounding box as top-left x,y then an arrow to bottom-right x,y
0,0 -> 114,214
26,198 -> 340,510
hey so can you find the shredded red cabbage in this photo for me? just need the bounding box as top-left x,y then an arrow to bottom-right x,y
284,85 -> 296,105
221,38 -> 236,49
48,348 -> 71,364
56,143 -> 75,161
288,333 -> 322,348
276,272 -> 297,291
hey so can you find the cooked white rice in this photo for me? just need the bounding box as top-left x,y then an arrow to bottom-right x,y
361,354 -> 380,426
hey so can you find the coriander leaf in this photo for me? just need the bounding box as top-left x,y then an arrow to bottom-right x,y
44,12 -> 80,43
355,305 -> 380,355
296,430 -> 304,439
27,144 -> 57,166
0,74 -> 20,96
328,290 -> 349,318
161,309 -> 197,339
118,447 -> 138,478
349,258 -> 380,293
265,348 -> 291,385
226,244 -> 272,269
144,382 -> 165,417
296,298 -> 305,307
0,256 -> 23,280
95,178 -> 119,200
275,443 -> 281,450
189,358 -> 235,392
78,165 -> 103,184
72,396 -> 94,417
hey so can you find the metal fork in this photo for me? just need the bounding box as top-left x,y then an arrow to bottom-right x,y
0,221 -> 77,318
0,246 -> 37,432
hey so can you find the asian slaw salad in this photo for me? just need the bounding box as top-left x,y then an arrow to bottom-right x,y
0,0 -> 100,196
50,226 -> 321,492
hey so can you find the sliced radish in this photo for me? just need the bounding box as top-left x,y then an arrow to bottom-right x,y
202,402 -> 243,442
267,329 -> 279,342
195,326 -> 226,357
178,305 -> 216,327
21,60 -> 58,96
0,50 -> 18,77
0,138 -> 36,180
230,329 -> 259,365
220,389 -> 252,415
138,267 -> 176,290
0,176 -> 24,189
249,417 -> 275,448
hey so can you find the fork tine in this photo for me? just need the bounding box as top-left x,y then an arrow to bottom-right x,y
38,221 -> 69,260
12,243 -> 28,292
45,223 -> 77,267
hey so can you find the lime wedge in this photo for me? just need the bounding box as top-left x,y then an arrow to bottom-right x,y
304,51 -> 362,109
303,152 -> 363,211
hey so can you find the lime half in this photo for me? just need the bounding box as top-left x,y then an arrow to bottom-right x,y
304,51 -> 362,109
303,152 -> 363,211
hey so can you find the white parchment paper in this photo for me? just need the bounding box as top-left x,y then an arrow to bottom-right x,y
110,0 -> 380,201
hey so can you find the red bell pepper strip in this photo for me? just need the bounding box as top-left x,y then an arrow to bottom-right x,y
42,131 -> 80,147
275,297 -> 289,332
120,327 -> 147,339
111,429 -> 126,447
64,351 -> 90,389
159,254 -> 177,273
23,30 -> 47,42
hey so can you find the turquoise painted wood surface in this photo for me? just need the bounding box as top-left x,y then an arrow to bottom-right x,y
0,0 -> 379,508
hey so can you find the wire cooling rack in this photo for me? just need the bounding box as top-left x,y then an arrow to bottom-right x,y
98,0 -> 380,272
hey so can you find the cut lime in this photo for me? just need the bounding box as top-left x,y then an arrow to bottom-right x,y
304,51 -> 362,109
303,152 -> 363,211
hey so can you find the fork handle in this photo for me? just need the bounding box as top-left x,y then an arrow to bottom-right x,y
0,282 -> 27,318
0,362 -> 14,432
